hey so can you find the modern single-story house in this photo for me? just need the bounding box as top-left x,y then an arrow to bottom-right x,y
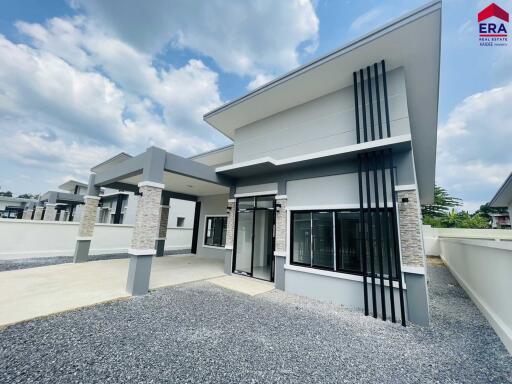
72,1 -> 441,326
1,196 -> 38,219
490,172 -> 512,227
34,180 -> 88,221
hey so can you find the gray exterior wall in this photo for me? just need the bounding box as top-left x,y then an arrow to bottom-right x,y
196,194 -> 230,259
233,67 -> 410,163
285,268 -> 407,321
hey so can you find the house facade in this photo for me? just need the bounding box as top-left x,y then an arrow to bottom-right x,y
72,1 -> 441,326
490,172 -> 512,228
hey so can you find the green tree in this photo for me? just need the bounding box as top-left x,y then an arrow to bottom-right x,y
18,193 -> 39,199
0,191 -> 13,197
421,185 -> 461,218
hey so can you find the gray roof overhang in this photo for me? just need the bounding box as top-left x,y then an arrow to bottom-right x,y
490,172 -> 512,207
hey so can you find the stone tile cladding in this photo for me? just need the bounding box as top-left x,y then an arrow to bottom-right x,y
43,205 -> 57,221
33,207 -> 44,220
275,199 -> 287,254
78,198 -> 99,237
225,201 -> 236,249
397,189 -> 425,267
22,210 -> 32,220
131,185 -> 163,250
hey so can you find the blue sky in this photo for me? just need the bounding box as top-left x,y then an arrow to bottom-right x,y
0,0 -> 510,211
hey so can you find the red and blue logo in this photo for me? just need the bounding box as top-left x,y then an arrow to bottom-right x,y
478,3 -> 508,46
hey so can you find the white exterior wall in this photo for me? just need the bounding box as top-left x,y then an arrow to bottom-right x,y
233,67 -> 410,163
169,198 -> 195,228
0,219 -> 192,260
439,237 -> 512,354
196,194 -> 229,260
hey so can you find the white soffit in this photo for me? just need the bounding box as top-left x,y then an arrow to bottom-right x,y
204,1 -> 441,203
490,172 -> 512,207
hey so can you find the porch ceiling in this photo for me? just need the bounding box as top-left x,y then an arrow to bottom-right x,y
120,171 -> 230,197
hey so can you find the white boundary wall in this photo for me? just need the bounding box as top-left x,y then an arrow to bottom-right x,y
0,219 -> 192,260
423,225 -> 512,354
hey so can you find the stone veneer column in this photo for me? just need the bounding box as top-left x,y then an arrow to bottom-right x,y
274,197 -> 287,290
397,186 -> 429,326
73,196 -> 100,263
224,199 -> 236,275
22,209 -> 32,220
43,204 -> 58,221
126,182 -> 163,295
155,204 -> 169,257
33,206 -> 44,220
397,189 -> 425,268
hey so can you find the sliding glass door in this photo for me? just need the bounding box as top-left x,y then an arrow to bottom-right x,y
234,196 -> 275,281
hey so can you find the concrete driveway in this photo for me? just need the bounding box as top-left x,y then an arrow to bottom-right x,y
0,255 -> 224,327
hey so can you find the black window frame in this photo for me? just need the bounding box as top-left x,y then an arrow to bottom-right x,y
290,208 -> 397,280
204,216 -> 227,248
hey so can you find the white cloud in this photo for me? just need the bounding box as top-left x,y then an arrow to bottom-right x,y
437,82 -> 512,207
73,0 -> 319,82
349,7 -> 383,32
246,73 -> 276,91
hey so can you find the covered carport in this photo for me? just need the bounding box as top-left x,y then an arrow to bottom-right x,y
74,146 -> 234,296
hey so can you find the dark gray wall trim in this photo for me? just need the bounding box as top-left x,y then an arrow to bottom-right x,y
165,152 -> 233,187
94,153 -> 146,186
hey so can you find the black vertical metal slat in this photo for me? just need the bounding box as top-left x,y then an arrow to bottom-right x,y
372,151 -> 386,321
353,72 -> 361,145
354,71 -> 369,316
379,150 -> 396,323
359,69 -> 368,143
381,60 -> 391,138
374,63 -> 384,140
388,150 -> 406,326
271,198 -> 277,282
364,153 -> 377,317
250,197 -> 256,277
232,198 -> 240,273
366,66 -> 376,141
190,201 -> 201,254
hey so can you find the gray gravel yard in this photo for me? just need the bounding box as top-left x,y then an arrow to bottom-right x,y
0,249 -> 191,272
1,262 -> 511,383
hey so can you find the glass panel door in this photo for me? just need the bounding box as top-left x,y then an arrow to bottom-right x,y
234,195 -> 275,281
312,212 -> 334,269
252,209 -> 273,280
235,210 -> 254,275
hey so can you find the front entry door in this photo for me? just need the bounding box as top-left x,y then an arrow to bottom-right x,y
234,195 -> 275,281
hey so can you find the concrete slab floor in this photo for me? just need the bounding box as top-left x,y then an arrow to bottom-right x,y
209,274 -> 275,296
0,255 -> 224,327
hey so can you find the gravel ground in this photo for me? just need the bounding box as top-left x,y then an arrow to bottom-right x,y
1,263 -> 511,383
0,249 -> 191,272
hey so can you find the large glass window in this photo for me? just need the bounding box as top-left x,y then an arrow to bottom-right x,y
204,216 -> 227,247
291,209 -> 397,279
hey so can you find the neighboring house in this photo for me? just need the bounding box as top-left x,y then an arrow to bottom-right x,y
71,1 -> 441,326
489,172 -> 512,229
489,213 -> 511,229
24,156 -> 195,227
0,196 -> 38,219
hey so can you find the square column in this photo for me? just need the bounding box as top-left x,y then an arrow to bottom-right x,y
274,197 -> 288,290
73,196 -> 101,263
22,209 -> 32,220
43,204 -> 58,221
33,206 -> 44,220
126,181 -> 164,296
397,187 -> 430,326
